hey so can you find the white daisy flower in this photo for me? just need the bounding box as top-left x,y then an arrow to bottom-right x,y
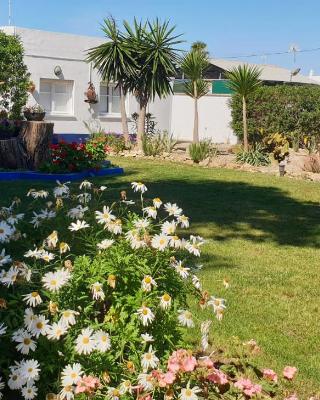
0,221 -> 15,243
77,192 -> 92,204
143,206 -> 157,219
137,306 -> 155,326
137,373 -> 154,391
60,385 -> 75,400
59,310 -> 78,327
151,234 -> 169,251
79,180 -> 92,190
24,248 -> 44,259
0,322 -> 7,336
59,242 -> 70,254
0,266 -> 18,286
53,181 -> 70,198
141,275 -> 157,292
91,282 -> 105,301
40,251 -> 55,263
173,260 -> 190,279
160,293 -> 172,310
7,213 -> 24,226
14,330 -> 36,354
177,214 -> 190,228
20,359 -> 40,381
153,197 -> 162,209
164,202 -> 182,217
106,219 -> 122,235
67,205 -> 88,220
47,321 -> 68,341
95,206 -> 116,225
22,292 -> 42,307
107,387 -> 121,400
207,297 -> 226,313
24,308 -> 36,330
97,239 -> 114,250
42,269 -> 71,292
141,333 -> 154,343
27,189 -> 49,199
119,380 -> 132,395
185,235 -> 204,257
100,185 -> 107,191
68,220 -> 90,232
192,275 -> 202,290
21,384 -> 38,399
161,221 -> 176,235
141,346 -> 159,371
61,363 -> 83,386
133,218 -> 150,229
169,235 -> 183,248
131,182 -> 147,193
178,310 -> 195,328
0,248 -> 11,266
93,330 -> 111,352
8,369 -> 26,390
179,383 -> 201,400
30,315 -> 49,337
75,328 -> 95,355
127,232 -> 147,249
200,320 -> 212,351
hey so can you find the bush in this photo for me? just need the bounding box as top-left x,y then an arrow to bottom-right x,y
229,85 -> 320,148
142,131 -> 177,156
188,139 -> 217,163
236,144 -> 270,166
40,141 -> 109,173
0,31 -> 30,120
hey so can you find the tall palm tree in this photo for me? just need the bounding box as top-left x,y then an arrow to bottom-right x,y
181,49 -> 210,143
86,17 -> 136,144
225,65 -> 261,151
123,19 -> 182,149
191,41 -> 209,58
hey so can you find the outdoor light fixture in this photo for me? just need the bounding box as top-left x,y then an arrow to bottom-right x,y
54,65 -> 63,77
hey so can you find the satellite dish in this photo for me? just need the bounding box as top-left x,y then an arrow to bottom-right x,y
291,68 -> 301,76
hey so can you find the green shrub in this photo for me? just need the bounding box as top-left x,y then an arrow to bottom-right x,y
188,139 -> 217,163
142,131 -> 177,156
229,84 -> 320,148
236,144 -> 270,166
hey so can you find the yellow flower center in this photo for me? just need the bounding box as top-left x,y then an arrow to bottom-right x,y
50,280 -> 57,286
101,335 -> 108,342
0,229 -> 4,234
144,276 -> 152,284
71,373 -> 77,379
63,311 -> 71,318
31,291 -> 39,298
82,337 -> 90,344
142,309 -> 148,315
36,322 -> 43,329
146,353 -> 152,360
159,239 -> 165,245
185,389 -> 192,397
24,338 -> 31,345
163,294 -> 171,302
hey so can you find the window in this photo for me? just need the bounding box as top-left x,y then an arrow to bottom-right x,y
40,79 -> 74,115
99,84 -> 121,115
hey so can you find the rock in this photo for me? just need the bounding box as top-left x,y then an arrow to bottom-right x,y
199,157 -> 211,167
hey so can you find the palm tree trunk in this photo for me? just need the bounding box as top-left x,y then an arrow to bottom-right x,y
242,96 -> 248,151
119,85 -> 129,145
193,82 -> 199,143
137,101 -> 146,151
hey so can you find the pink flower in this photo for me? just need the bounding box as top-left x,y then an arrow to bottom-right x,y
75,375 -> 100,394
262,368 -> 278,383
235,378 -> 262,397
284,394 -> 298,400
283,366 -> 297,380
167,349 -> 197,373
198,357 -> 214,369
157,371 -> 176,387
207,369 -> 228,385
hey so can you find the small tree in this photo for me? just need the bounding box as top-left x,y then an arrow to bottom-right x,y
123,19 -> 182,150
0,31 -> 30,119
181,49 -> 210,143
226,65 -> 261,151
86,17 -> 136,144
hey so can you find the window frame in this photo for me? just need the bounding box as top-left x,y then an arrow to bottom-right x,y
39,79 -> 74,116
99,83 -> 124,117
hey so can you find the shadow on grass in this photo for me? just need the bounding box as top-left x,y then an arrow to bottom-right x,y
100,176 -> 320,248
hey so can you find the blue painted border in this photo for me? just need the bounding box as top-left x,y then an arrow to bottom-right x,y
0,167 -> 124,182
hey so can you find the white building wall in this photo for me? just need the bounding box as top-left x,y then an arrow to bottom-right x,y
171,94 -> 237,144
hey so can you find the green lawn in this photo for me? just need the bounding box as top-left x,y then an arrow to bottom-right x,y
1,157 -> 320,394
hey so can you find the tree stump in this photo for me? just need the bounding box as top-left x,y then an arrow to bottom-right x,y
0,121 -> 54,170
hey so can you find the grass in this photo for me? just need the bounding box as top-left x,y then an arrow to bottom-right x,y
1,157 -> 320,394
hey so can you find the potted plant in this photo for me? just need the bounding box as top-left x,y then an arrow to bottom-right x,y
23,104 -> 46,121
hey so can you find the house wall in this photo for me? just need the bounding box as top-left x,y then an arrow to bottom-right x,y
170,94 -> 237,144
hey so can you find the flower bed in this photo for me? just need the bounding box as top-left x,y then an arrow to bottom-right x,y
0,181 -> 301,399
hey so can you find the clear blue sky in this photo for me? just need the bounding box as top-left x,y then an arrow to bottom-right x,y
1,0 -> 320,74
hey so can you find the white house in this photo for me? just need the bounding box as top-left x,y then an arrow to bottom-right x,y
1,26 -> 319,145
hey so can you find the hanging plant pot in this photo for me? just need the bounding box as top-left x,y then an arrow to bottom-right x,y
84,82 -> 98,104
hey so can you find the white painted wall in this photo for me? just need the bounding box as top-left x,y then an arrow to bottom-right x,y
0,26 -> 236,143
171,94 -> 237,144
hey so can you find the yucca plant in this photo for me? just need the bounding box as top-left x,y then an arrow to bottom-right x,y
188,139 -> 216,163
226,65 -> 261,151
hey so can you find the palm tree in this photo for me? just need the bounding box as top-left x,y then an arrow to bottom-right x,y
225,65 -> 261,151
191,41 -> 210,58
181,49 -> 210,143
123,19 -> 182,149
86,17 -> 136,144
